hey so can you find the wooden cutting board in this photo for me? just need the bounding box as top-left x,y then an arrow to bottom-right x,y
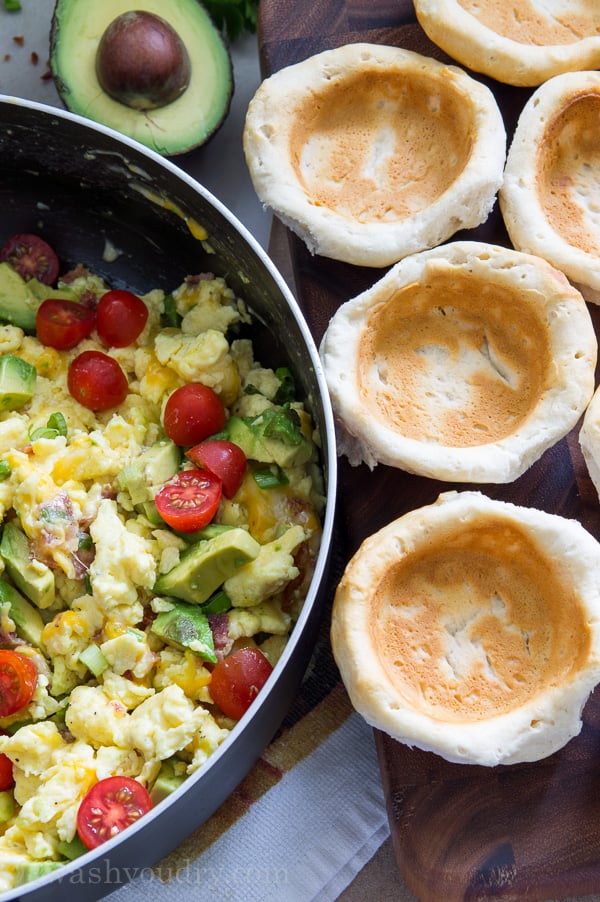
257,2 -> 600,900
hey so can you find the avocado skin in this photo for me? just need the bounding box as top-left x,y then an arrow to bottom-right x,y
49,0 -> 234,156
154,526 -> 260,605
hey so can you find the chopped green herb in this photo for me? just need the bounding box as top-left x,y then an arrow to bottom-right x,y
260,406 -> 304,446
78,533 -> 93,551
0,461 -> 10,481
203,0 -> 258,41
3,0 -> 21,11
253,465 -> 289,489
274,367 -> 296,405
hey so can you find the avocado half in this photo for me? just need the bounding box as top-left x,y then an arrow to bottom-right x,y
50,0 -> 234,155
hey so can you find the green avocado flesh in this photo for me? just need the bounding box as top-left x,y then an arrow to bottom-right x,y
50,0 -> 234,155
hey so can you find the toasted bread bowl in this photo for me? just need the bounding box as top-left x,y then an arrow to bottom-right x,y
500,70 -> 600,303
243,44 -> 505,267
319,241 -> 596,482
331,491 -> 600,766
413,0 -> 600,87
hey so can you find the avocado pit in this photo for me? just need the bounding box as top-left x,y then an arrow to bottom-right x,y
96,10 -> 191,111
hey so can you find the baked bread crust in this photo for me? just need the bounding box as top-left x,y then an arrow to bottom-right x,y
500,71 -> 600,303
319,240 -> 597,482
243,44 -> 505,267
414,0 -> 600,87
580,387 -> 600,500
331,491 -> 600,766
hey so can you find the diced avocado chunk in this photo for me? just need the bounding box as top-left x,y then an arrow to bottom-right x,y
118,440 -> 181,508
222,409 -> 313,468
56,833 -> 89,861
0,578 -> 45,647
0,262 -> 76,331
14,860 -> 64,886
177,522 -> 234,544
151,599 -> 217,661
78,643 -> 109,677
150,757 -> 186,804
154,526 -> 260,605
0,354 -> 36,411
0,522 -> 55,609
0,790 -> 15,824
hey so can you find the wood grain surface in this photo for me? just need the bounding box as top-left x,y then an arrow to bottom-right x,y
257,1 -> 600,899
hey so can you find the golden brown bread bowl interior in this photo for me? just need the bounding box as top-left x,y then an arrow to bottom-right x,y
331,492 -> 600,766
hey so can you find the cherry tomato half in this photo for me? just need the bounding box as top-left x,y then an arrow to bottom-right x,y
0,233 -> 59,285
0,732 -> 14,792
0,650 -> 38,718
0,753 -> 14,792
154,468 -> 222,532
185,440 -> 247,499
96,289 -> 148,348
68,350 -> 129,411
36,298 -> 96,350
209,646 -> 273,720
163,384 -> 226,447
77,776 -> 153,850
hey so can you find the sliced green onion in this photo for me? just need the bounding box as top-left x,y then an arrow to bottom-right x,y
161,294 -> 182,328
0,461 -> 10,481
46,412 -> 68,436
253,465 -> 289,489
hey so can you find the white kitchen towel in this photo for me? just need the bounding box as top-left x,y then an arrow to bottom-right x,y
108,710 -> 390,902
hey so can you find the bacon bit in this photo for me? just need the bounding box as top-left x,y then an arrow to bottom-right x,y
208,612 -> 230,660
41,66 -> 53,81
30,52 -> 38,66
60,263 -> 90,283
185,273 -> 215,285
3,54 -> 10,62
79,289 -> 98,309
12,36 -> 24,46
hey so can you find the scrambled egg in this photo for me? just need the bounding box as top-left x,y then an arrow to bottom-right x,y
0,268 -> 324,890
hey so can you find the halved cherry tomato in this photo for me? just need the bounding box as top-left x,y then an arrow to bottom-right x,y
0,233 -> 59,285
163,383 -> 226,447
209,646 -> 273,720
0,732 -> 14,792
68,350 -> 128,411
36,298 -> 96,350
0,753 -> 14,792
185,440 -> 247,499
0,650 -> 38,718
154,468 -> 222,532
96,289 -> 148,348
77,776 -> 153,850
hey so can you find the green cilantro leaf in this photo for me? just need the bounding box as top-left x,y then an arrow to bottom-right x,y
203,0 -> 259,42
